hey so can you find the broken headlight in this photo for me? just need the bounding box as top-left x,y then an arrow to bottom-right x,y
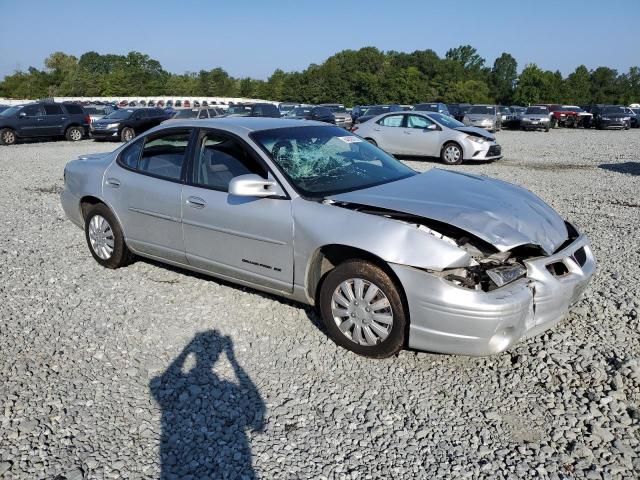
486,265 -> 527,288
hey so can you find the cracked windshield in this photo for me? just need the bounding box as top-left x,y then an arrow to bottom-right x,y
252,126 -> 415,196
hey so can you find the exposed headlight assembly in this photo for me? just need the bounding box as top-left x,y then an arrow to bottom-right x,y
466,135 -> 489,144
486,265 -> 527,287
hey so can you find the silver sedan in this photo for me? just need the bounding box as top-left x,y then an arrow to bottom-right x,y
353,111 -> 502,165
61,118 -> 595,358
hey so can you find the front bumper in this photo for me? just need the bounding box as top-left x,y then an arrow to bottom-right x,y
465,120 -> 496,131
467,143 -> 502,161
521,119 -> 550,130
392,234 -> 595,356
90,127 -> 120,139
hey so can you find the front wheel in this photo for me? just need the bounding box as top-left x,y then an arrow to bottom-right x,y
441,142 -> 463,165
84,204 -> 134,269
120,127 -> 135,142
0,128 -> 16,145
319,260 -> 406,358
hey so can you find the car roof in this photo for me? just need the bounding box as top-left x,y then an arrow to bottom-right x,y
155,117 -> 330,133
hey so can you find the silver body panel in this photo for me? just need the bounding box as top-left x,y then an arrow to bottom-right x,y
61,117 -> 595,356
355,112 -> 502,161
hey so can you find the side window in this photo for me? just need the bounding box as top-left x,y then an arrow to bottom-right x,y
133,110 -> 146,120
138,130 -> 192,180
253,105 -> 264,116
63,104 -> 83,115
44,104 -> 64,115
22,104 -> 43,116
378,114 -> 404,127
207,109 -> 218,117
407,115 -> 434,129
191,132 -> 266,191
119,138 -> 144,169
198,110 -> 209,119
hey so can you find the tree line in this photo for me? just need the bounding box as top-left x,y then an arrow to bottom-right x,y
1,46 -> 638,106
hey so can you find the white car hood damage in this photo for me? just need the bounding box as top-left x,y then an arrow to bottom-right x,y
329,169 -> 568,255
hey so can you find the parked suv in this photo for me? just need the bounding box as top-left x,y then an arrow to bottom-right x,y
91,108 -> 170,142
0,102 -> 89,145
318,104 -> 352,128
589,105 -> 630,130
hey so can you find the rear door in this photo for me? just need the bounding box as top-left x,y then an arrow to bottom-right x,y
102,128 -> 195,263
42,104 -> 66,135
373,114 -> 408,155
402,114 -> 441,156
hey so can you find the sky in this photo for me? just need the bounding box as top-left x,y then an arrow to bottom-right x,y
0,0 -> 638,80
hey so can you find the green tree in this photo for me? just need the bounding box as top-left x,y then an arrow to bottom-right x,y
490,53 -> 517,104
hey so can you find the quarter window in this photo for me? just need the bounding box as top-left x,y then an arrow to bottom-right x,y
191,132 -> 266,191
407,115 -> 434,129
378,114 -> 404,127
119,138 -> 144,169
138,130 -> 191,180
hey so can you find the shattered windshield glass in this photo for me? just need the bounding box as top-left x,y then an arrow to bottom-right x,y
251,126 -> 416,197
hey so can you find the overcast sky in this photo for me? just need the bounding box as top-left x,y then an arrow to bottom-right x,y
1,0 -> 638,80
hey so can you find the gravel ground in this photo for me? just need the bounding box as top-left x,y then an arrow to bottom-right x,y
0,129 -> 639,479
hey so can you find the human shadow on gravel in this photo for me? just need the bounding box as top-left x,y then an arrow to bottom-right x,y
150,330 -> 265,479
599,161 -> 640,176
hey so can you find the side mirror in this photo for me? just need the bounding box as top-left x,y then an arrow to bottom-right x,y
228,174 -> 282,198
18,112 -> 27,118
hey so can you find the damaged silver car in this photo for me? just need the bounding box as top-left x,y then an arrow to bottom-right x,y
61,118 -> 595,358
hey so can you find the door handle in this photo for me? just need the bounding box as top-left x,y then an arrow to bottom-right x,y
403,130 -> 412,134
373,128 -> 381,131
105,178 -> 120,188
186,196 -> 206,208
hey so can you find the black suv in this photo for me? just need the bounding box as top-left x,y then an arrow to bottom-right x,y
91,108 -> 170,142
225,103 -> 281,118
0,102 -> 89,145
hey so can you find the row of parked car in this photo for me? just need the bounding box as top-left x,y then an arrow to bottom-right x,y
1,97 -> 638,146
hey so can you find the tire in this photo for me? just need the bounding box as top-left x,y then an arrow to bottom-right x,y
120,127 -> 135,143
84,204 -> 134,269
65,126 -> 84,142
365,138 -> 377,146
319,260 -> 406,358
0,128 -> 16,145
441,142 -> 463,165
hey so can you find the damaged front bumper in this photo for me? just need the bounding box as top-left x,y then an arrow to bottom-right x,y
390,234 -> 595,356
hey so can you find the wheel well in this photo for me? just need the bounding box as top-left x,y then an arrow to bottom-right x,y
307,244 -> 404,306
80,196 -> 105,220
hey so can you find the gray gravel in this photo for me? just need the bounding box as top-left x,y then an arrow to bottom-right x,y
0,130 -> 639,479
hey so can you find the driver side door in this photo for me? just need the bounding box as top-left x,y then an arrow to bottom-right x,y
182,129 -> 294,293
402,114 -> 441,156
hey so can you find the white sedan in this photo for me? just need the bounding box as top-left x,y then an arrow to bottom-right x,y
352,111 -> 502,165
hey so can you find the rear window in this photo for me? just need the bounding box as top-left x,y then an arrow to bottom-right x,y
63,104 -> 84,115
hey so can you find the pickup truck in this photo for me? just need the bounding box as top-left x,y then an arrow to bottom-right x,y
548,105 -> 592,128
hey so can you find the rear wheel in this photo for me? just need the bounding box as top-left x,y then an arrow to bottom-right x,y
319,260 -> 406,358
84,204 -> 134,269
65,126 -> 83,142
441,142 -> 463,165
121,127 -> 135,142
0,128 -> 16,145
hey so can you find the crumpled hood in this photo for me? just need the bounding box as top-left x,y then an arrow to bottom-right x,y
329,169 -> 568,255
454,126 -> 495,140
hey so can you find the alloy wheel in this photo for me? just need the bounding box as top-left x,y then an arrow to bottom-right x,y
88,215 -> 115,260
443,145 -> 461,163
331,278 -> 393,346
70,128 -> 82,141
2,130 -> 15,144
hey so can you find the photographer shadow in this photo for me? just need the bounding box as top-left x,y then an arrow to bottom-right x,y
150,330 -> 265,479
